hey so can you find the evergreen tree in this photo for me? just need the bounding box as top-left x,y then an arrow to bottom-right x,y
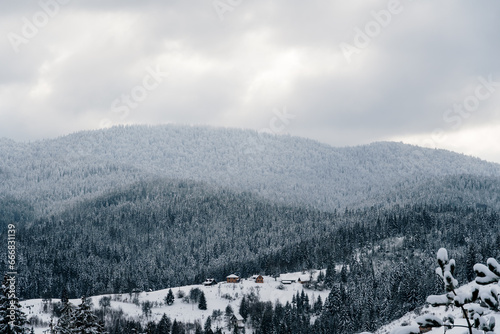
145,321 -> 156,334
157,314 -> 171,334
394,248 -> 500,334
239,296 -> 249,321
204,316 -> 213,334
171,319 -> 184,334
225,305 -> 233,318
318,284 -> 343,333
198,292 -> 207,310
466,243 -> 478,282
165,289 -> 175,306
260,303 -> 274,334
194,322 -> 203,334
54,297 -> 75,334
0,275 -> 29,334
303,292 -> 310,313
296,291 -> 303,312
71,296 -> 106,333
313,296 -> 322,315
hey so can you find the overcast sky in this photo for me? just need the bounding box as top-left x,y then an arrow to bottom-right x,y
1,1 -> 499,163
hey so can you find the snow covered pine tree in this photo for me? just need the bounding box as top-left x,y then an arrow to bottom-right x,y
0,275 -> 29,333
56,297 -> 106,333
71,297 -> 106,333
392,248 -> 498,334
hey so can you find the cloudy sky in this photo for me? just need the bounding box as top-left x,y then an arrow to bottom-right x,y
1,1 -> 499,163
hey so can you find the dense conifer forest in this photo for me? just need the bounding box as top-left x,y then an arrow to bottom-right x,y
1,126 -> 500,333
1,178 -> 499,332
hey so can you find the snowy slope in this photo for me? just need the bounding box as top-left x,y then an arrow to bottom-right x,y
2,124 -> 500,215
21,271 -> 330,334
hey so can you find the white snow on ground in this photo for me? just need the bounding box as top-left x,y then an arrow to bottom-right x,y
375,282 -> 500,334
22,270 -> 330,334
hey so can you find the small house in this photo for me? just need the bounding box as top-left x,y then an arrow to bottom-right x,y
298,275 -> 311,284
227,274 -> 240,283
255,275 -> 264,283
231,314 -> 245,329
281,279 -> 295,285
419,326 -> 432,333
203,278 -> 217,286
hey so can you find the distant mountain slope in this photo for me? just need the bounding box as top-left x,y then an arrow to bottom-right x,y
1,125 -> 500,214
7,178 -> 340,298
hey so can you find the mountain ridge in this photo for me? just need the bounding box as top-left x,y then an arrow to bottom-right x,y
1,124 -> 500,214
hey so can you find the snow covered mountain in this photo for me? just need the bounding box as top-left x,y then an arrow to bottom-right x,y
3,125 -> 500,334
1,124 -> 500,215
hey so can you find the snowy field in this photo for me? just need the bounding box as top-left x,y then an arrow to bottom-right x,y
21,270 -> 330,334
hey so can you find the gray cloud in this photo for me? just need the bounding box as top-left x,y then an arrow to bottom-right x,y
1,0 -> 499,163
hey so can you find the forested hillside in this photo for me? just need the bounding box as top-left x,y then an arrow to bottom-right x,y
1,125 -> 500,214
1,177 -> 499,311
2,126 -> 500,333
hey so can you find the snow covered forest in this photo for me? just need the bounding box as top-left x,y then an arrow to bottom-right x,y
1,125 -> 500,333
1,125 -> 500,214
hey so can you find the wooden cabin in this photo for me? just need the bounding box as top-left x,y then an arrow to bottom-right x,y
226,274 -> 240,283
419,326 -> 432,333
255,275 -> 264,283
297,275 -> 311,284
203,278 -> 217,286
231,314 -> 245,329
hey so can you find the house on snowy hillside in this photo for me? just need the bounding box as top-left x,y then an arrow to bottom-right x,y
231,314 -> 245,329
279,272 -> 313,284
297,274 -> 311,284
203,278 -> 217,286
226,274 -> 240,283
419,326 -> 432,333
255,275 -> 264,283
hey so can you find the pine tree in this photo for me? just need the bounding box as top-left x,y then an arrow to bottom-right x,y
54,297 -> 75,334
313,296 -> 322,315
238,296 -> 248,321
303,293 -> 310,313
171,319 -> 184,334
318,284 -> 343,333
394,248 -> 499,334
194,321 -> 203,334
71,296 -> 106,334
204,316 -> 213,334
145,321 -> 157,334
165,289 -> 175,306
0,275 -> 29,334
260,303 -> 274,334
225,305 -> 233,318
157,314 -> 171,334
198,292 -> 207,310
466,243 -> 478,282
